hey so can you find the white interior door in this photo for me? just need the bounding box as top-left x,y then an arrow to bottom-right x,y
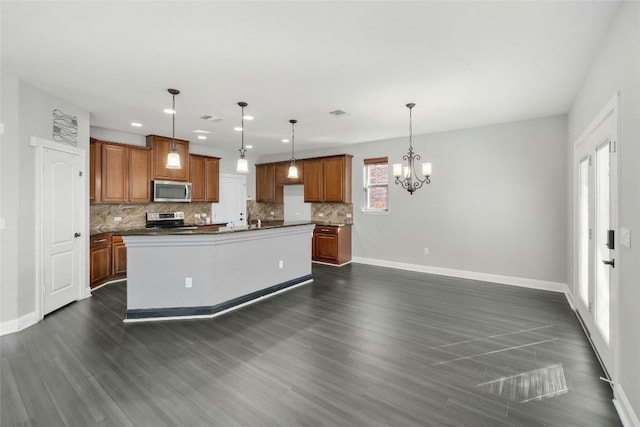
212,173 -> 247,226
574,97 -> 618,375
42,145 -> 84,314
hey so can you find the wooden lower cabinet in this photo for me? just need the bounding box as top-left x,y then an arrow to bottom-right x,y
90,233 -> 126,288
312,225 -> 352,266
90,233 -> 111,288
111,235 -> 127,279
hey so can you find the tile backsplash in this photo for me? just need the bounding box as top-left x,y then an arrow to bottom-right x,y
91,200 -> 354,232
311,203 -> 353,224
90,203 -> 213,232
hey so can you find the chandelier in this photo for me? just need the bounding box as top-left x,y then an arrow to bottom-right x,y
392,103 -> 432,194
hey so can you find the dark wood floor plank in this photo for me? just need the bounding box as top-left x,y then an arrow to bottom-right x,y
0,263 -> 621,426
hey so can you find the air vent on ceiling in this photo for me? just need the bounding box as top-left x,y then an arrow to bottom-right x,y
329,109 -> 348,116
200,115 -> 223,122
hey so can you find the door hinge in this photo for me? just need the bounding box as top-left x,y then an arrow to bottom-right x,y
610,140 -> 617,153
79,171 -> 83,177
589,228 -> 592,240
588,155 -> 592,166
588,301 -> 592,312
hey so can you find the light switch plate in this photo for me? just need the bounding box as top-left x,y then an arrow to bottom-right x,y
0,218 -> 5,230
620,227 -> 631,248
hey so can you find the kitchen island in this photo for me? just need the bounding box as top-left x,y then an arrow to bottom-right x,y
121,222 -> 315,321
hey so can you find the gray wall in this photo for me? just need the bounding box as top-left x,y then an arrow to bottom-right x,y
0,76 -> 91,325
1,74 -> 20,323
261,115 -> 568,284
567,0 -> 640,418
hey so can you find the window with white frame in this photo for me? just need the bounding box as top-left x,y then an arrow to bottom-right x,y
363,157 -> 388,212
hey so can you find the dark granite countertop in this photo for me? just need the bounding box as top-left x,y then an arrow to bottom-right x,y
115,221 -> 316,236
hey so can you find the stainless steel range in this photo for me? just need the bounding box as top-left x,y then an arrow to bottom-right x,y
145,212 -> 196,229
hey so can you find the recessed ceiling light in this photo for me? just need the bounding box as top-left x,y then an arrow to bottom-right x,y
243,115 -> 254,121
281,139 -> 290,143
164,108 -> 176,114
246,145 -> 253,149
234,127 -> 243,131
193,130 -> 211,134
131,122 -> 142,127
197,135 -> 207,140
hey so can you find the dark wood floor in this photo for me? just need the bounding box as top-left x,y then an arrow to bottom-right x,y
1,263 -> 621,426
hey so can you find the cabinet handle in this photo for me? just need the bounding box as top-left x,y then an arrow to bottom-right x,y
320,229 -> 330,232
94,239 -> 107,243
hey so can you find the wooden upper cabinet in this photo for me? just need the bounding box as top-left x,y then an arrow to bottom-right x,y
91,140 -> 151,204
304,155 -> 352,203
323,156 -> 351,202
146,135 -> 190,182
101,143 -> 128,203
303,159 -> 324,202
90,141 -> 96,201
256,163 -> 283,203
127,146 -> 152,203
190,155 -> 220,202
275,160 -> 304,185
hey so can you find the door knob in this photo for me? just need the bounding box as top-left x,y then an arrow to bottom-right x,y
74,232 -> 81,238
602,258 -> 615,268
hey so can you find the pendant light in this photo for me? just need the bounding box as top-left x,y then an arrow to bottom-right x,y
236,101 -> 249,173
393,103 -> 432,194
287,119 -> 298,179
165,88 -> 182,169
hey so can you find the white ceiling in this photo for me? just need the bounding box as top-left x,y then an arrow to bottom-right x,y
1,1 -> 620,157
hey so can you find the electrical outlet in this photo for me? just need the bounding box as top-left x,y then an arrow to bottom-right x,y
114,216 -> 122,222
185,277 -> 193,288
424,248 -> 429,255
319,213 -> 324,217
346,213 -> 352,218
279,260 -> 284,269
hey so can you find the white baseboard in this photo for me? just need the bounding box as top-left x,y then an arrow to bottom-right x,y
614,383 -> 640,427
0,311 -> 38,337
352,257 -> 569,294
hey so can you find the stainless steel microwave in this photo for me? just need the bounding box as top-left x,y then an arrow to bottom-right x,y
153,180 -> 192,202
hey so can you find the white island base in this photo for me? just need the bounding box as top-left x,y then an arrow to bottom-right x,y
122,223 -> 315,321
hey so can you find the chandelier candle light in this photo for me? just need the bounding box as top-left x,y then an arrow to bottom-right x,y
236,101 -> 249,173
165,88 -> 182,169
287,119 -> 298,179
393,103 -> 432,194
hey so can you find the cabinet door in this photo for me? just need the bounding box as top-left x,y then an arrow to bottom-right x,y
148,135 -> 190,181
112,237 -> 127,277
303,159 -> 323,202
101,143 -> 128,203
276,160 -> 304,185
171,141 -> 190,181
204,157 -> 219,202
314,233 -> 338,263
128,147 -> 151,202
256,164 -> 276,202
323,156 -> 349,202
90,247 -> 111,288
150,136 -> 172,180
89,142 -> 95,201
275,162 -> 289,186
190,155 -> 206,202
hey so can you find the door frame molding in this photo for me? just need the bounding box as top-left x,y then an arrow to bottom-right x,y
30,136 -> 90,322
572,92 -> 619,380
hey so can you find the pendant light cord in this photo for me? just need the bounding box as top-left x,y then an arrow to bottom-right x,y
291,121 -> 295,162
172,94 -> 176,152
